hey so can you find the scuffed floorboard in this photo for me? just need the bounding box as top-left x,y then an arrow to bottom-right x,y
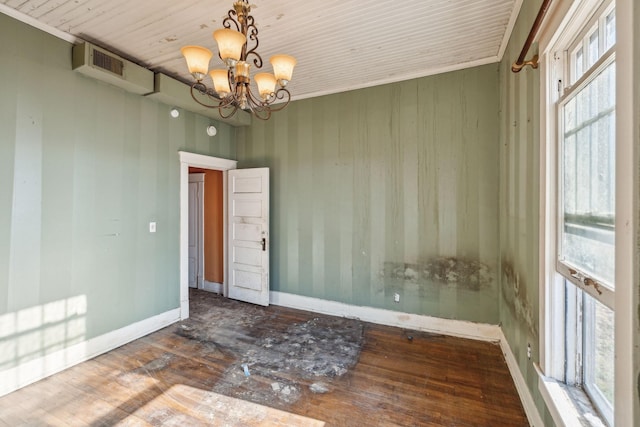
0,290 -> 528,426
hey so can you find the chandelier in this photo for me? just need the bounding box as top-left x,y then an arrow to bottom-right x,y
180,0 -> 297,121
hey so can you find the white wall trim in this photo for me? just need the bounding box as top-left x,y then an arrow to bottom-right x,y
291,56 -> 500,102
270,291 -> 500,341
179,151 -> 237,171
498,331 -> 546,427
614,0 -> 636,424
0,308 -> 180,398
270,291 -> 501,341
537,365 -> 586,427
497,0 -> 525,61
179,151 -> 237,320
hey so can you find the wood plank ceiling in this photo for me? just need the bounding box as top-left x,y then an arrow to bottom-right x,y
0,0 -> 523,101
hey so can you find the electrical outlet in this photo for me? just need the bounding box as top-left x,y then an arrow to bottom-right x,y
527,343 -> 531,359
394,293 -> 400,303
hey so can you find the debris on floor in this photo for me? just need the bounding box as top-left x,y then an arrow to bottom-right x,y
176,291 -> 365,408
309,382 -> 330,394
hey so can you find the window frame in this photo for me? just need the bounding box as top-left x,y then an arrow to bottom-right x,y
582,295 -> 615,422
537,0 -> 618,425
556,47 -> 616,310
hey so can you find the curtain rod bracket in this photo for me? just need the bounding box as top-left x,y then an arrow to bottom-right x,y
512,54 -> 539,73
512,0 -> 552,73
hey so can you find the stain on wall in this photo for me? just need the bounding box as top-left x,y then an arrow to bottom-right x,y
638,372 -> 640,407
383,257 -> 492,291
501,259 -> 537,337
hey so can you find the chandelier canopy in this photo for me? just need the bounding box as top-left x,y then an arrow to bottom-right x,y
180,0 -> 297,121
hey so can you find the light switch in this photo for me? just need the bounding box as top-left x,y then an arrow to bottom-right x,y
149,222 -> 156,233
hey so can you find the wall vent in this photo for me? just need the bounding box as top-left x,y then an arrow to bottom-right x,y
92,49 -> 124,77
72,42 -> 153,95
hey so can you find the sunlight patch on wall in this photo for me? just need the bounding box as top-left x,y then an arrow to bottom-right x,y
0,295 -> 87,371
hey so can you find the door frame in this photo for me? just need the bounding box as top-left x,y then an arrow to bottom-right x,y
179,151 -> 237,320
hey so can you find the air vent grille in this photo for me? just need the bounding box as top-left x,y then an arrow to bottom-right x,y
92,49 -> 124,76
72,42 -> 153,95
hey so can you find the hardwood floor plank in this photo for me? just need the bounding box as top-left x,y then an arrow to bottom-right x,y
0,290 -> 528,426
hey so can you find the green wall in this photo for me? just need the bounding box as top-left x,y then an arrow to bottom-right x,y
237,64 -> 501,323
497,0 -> 554,423
0,13 -> 236,372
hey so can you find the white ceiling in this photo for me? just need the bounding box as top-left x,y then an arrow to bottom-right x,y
1,0 -> 522,101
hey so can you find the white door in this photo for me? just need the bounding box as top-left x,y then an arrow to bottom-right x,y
228,168 -> 269,306
188,174 -> 204,289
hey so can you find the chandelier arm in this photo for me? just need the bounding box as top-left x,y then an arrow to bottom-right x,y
244,17 -> 263,68
218,94 -> 236,109
264,88 -> 291,112
259,90 -> 278,105
189,83 -> 223,109
218,103 -> 240,119
243,97 -> 272,120
222,9 -> 240,31
241,85 -> 290,119
252,109 -> 272,120
227,69 -> 236,94
244,87 -> 267,109
242,88 -> 276,121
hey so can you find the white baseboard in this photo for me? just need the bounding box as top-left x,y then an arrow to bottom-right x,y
269,291 -> 501,342
498,329 -> 545,427
270,291 -> 543,426
202,280 -> 223,294
0,308 -> 180,398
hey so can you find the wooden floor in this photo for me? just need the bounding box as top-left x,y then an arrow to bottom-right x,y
0,290 -> 528,426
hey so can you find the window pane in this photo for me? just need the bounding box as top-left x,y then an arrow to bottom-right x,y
575,47 -> 584,82
584,292 -> 614,421
604,10 -> 616,50
588,31 -> 599,67
561,62 -> 615,285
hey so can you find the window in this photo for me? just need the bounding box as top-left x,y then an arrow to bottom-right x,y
543,1 -> 616,426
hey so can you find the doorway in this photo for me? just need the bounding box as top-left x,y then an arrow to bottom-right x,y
187,172 -> 204,289
189,167 -> 225,292
179,151 -> 237,320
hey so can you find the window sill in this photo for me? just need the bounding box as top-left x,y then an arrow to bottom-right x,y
536,364 -> 607,427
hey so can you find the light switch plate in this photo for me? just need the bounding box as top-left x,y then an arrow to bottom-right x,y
149,222 -> 156,233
